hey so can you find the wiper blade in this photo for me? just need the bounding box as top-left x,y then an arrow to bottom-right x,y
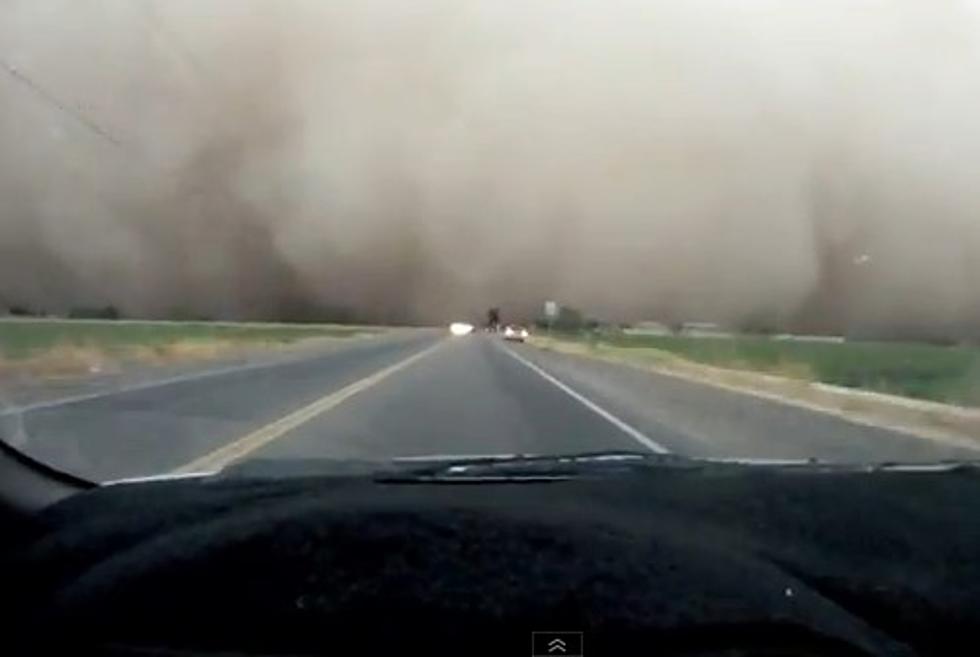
379,450 -> 690,481
381,451 -> 980,482
391,449 -> 672,467
222,452 -> 980,483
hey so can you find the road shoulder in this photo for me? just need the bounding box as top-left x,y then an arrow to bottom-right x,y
529,336 -> 980,452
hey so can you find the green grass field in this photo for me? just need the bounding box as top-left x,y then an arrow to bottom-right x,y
571,332 -> 980,406
0,319 -> 373,360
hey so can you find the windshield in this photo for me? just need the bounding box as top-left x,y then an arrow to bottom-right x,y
2,1 -> 979,484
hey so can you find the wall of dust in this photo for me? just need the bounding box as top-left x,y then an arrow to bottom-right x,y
2,1 -> 979,336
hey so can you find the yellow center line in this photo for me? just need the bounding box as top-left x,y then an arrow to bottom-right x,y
171,341 -> 444,474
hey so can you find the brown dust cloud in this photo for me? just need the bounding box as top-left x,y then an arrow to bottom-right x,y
2,0 -> 980,336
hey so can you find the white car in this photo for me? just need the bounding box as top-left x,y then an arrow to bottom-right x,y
502,325 -> 529,342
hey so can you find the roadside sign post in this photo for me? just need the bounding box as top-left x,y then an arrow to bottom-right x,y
544,301 -> 559,339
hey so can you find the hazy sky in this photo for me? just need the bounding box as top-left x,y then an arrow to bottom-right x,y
2,0 -> 980,334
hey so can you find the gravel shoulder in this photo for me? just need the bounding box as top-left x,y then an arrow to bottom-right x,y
530,336 -> 980,452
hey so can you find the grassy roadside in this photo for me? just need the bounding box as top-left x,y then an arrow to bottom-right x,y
540,331 -> 980,408
0,319 -> 379,378
531,332 -> 980,446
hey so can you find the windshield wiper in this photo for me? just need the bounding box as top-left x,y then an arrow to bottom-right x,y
221,451 -> 980,483
376,450 -> 690,482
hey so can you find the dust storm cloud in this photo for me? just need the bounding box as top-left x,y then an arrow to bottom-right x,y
2,0 -> 980,335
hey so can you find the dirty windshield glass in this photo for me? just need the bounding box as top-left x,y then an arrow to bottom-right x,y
2,1 -> 979,483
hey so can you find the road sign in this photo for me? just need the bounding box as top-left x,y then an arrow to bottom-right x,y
544,301 -> 559,319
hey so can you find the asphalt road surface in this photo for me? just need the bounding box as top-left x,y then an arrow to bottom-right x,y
3,331 -> 978,482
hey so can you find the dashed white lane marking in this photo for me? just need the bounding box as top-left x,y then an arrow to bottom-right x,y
498,343 -> 670,454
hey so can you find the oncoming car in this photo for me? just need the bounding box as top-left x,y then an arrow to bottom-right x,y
502,324 -> 529,342
449,322 -> 474,336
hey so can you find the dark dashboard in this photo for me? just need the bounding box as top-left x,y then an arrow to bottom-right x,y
4,454 -> 980,656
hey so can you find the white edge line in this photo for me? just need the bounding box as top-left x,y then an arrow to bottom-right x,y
499,343 -> 670,454
582,351 -> 980,452
0,338 -> 388,416
1,360 -> 294,416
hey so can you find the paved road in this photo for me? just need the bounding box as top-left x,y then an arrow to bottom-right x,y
2,332 -> 977,482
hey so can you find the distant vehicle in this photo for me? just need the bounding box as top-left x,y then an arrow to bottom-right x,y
449,322 -> 474,336
502,324 -> 529,342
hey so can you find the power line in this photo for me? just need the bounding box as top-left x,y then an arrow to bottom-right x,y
141,0 -> 219,92
0,2 -> 195,156
0,58 -> 123,148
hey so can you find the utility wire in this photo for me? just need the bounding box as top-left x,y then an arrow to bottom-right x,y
1,5 -> 250,200
141,0 -> 217,90
0,58 -> 123,148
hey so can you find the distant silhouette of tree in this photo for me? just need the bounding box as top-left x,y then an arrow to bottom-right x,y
553,306 -> 585,331
69,305 -> 122,320
7,304 -> 36,317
